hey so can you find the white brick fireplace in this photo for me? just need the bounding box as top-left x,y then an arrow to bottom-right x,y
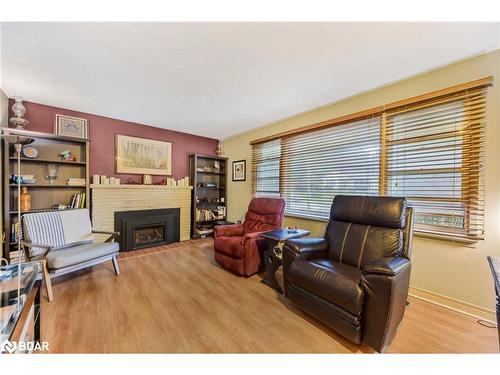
91,185 -> 192,242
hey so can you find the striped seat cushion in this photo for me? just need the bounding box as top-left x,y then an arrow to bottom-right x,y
22,209 -> 93,257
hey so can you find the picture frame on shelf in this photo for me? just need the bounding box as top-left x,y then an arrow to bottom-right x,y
115,134 -> 172,175
232,160 -> 246,181
55,114 -> 88,139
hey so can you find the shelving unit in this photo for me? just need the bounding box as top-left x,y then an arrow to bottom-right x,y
189,154 -> 230,238
8,184 -> 87,188
2,128 -> 90,261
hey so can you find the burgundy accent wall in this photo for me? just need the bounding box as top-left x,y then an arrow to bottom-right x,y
8,100 -> 218,184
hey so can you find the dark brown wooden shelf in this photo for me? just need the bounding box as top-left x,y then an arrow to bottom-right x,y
9,184 -> 86,188
192,231 -> 214,239
9,157 -> 86,165
195,171 -> 226,175
9,208 -> 79,215
196,218 -> 226,224
1,127 -> 89,143
195,154 -> 228,161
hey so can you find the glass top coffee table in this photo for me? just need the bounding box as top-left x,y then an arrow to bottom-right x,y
1,261 -> 42,351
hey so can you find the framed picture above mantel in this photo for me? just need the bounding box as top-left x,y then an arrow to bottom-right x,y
115,134 -> 172,175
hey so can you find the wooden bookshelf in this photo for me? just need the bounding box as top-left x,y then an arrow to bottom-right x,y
2,128 -> 90,261
189,154 -> 229,238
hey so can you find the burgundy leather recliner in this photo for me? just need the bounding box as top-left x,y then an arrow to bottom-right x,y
214,198 -> 285,276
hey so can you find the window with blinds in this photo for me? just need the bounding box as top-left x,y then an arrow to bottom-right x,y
250,79 -> 488,241
252,139 -> 281,197
382,87 -> 486,239
281,117 -> 381,218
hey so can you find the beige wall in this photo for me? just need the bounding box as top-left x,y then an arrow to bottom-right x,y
223,49 -> 500,314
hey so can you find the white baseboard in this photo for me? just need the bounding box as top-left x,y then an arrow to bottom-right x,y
409,286 -> 497,323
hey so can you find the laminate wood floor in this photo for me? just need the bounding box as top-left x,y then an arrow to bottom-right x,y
41,239 -> 498,353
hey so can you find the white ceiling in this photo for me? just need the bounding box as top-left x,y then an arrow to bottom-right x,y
1,22 -> 500,139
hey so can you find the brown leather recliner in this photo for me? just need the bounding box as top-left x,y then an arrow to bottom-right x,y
283,195 -> 414,352
214,198 -> 285,276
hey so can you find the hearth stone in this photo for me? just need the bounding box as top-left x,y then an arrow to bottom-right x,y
114,208 -> 180,251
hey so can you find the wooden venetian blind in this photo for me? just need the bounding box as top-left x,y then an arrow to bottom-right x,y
250,77 -> 490,241
251,139 -> 281,197
381,86 -> 487,240
281,117 -> 381,219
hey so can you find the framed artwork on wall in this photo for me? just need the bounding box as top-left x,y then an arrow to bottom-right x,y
116,134 -> 172,175
232,160 -> 246,181
55,114 -> 88,139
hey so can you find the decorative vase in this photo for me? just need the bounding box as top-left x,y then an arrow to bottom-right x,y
20,186 -> 31,212
216,140 -> 224,156
46,163 -> 59,185
9,96 -> 30,130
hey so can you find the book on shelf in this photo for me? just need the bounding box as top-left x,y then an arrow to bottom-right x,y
195,206 -> 225,222
8,249 -> 25,262
10,222 -> 20,242
10,174 -> 37,184
67,178 -> 86,186
195,228 -> 214,235
69,192 -> 86,209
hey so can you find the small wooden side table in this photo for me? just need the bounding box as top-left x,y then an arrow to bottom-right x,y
261,228 -> 310,292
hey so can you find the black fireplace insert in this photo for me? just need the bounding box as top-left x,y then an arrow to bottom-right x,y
114,208 -> 180,251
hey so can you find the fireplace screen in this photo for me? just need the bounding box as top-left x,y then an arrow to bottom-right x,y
133,224 -> 166,248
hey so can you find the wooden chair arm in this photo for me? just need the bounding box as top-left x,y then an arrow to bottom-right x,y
19,241 -> 53,259
92,230 -> 120,242
92,230 -> 120,235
